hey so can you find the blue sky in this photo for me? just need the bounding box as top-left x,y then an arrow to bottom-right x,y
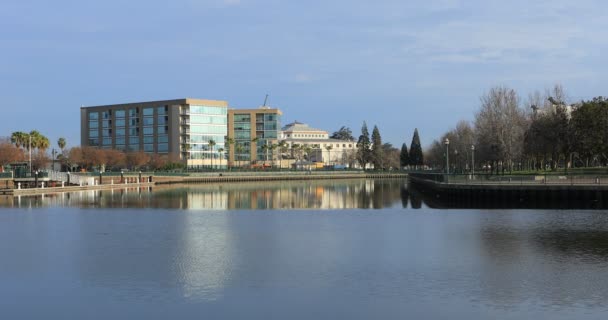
1,0 -> 607,149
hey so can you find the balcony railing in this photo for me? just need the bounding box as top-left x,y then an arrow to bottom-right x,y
0,172 -> 13,179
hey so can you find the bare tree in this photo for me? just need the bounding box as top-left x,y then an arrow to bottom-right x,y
474,86 -> 528,173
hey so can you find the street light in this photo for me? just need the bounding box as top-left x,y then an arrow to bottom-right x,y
52,148 -> 57,171
471,145 -> 475,176
444,138 -> 450,174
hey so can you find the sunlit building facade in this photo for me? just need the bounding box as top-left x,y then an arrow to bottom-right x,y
227,107 -> 282,166
80,98 -> 228,168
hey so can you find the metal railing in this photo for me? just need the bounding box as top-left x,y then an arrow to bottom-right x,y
47,170 -> 95,186
0,172 -> 13,179
410,173 -> 608,186
13,171 -> 49,179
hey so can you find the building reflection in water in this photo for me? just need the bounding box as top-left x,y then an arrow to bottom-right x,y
3,178 -> 418,210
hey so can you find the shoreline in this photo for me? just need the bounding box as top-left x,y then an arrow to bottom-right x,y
1,172 -> 407,196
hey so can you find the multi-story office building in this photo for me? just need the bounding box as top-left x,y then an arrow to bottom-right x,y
227,107 -> 282,166
80,98 -> 228,168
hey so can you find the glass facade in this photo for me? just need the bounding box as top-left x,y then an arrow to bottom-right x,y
84,100 -> 231,165
233,113 -> 251,162
184,104 -> 227,162
255,113 -> 281,161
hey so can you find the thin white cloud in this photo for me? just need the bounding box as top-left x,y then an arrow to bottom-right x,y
293,73 -> 313,83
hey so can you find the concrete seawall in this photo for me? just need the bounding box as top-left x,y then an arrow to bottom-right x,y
1,172 -> 407,196
408,173 -> 608,209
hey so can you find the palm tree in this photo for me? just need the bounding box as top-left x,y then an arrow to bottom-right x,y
208,139 -> 216,169
235,143 -> 244,168
28,131 -> 50,152
270,143 -> 278,168
57,137 -> 67,153
10,131 -> 28,149
278,141 -> 288,169
218,148 -> 225,170
251,137 -> 259,165
291,143 -> 300,165
261,144 -> 269,166
225,137 -> 235,169
325,145 -> 333,166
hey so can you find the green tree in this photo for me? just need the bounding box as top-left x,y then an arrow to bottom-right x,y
570,97 -> 608,166
235,143 -> 244,167
330,126 -> 355,140
10,131 -> 29,149
371,125 -> 383,169
57,137 -> 67,153
278,141 -> 288,169
400,143 -> 410,169
29,130 -> 50,151
409,128 -> 424,169
218,147 -> 225,169
208,139 -> 216,169
356,122 -> 372,169
225,137 -> 235,169
270,143 -> 277,167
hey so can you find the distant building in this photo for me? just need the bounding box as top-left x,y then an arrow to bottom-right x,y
279,121 -> 356,167
80,98 -> 228,168
227,106 -> 282,166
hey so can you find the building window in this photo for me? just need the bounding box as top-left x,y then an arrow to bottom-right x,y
129,137 -> 139,144
158,143 -> 168,152
115,128 -> 125,137
143,136 -> 154,144
157,126 -> 168,134
89,121 -> 99,129
115,110 -> 126,118
143,127 -> 154,135
89,112 -> 99,120
144,144 -> 154,152
143,108 -> 154,116
129,108 -> 139,117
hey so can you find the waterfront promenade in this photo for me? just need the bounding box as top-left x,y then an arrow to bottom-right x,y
0,171 -> 407,196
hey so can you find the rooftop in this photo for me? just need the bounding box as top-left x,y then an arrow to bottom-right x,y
282,121 -> 327,133
82,98 -> 228,109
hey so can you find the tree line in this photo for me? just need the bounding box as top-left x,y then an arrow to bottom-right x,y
1,132 -> 183,172
334,122 -> 423,170
426,84 -> 607,173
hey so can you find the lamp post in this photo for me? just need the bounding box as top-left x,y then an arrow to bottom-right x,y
444,138 -> 450,175
471,145 -> 475,176
52,149 -> 57,171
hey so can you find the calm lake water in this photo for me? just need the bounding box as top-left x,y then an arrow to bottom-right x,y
2,179 -> 608,319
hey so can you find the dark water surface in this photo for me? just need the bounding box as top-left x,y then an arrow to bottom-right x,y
2,179 -> 608,319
